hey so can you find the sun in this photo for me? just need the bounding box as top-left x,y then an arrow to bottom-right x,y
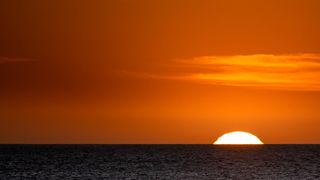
213,131 -> 264,145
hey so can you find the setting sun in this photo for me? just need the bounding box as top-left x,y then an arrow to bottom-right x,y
214,131 -> 264,145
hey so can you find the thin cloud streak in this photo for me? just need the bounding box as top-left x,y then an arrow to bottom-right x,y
181,54 -> 320,91
123,54 -> 320,91
0,57 -> 34,64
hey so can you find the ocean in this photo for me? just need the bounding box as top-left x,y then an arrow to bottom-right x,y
0,145 -> 319,179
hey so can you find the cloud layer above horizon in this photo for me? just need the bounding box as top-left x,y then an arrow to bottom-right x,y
128,54 -> 320,91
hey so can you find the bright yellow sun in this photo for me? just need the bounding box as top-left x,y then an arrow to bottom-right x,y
213,131 -> 264,145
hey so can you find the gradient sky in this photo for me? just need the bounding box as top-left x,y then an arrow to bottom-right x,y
1,0 -> 320,144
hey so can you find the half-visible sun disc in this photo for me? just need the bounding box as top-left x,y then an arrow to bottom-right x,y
214,131 -> 264,145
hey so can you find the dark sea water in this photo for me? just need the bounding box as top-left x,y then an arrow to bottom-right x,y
0,145 -> 320,179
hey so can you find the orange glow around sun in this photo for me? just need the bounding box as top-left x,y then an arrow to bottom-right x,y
214,131 -> 264,145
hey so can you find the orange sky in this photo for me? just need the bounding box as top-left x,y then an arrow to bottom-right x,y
1,0 -> 320,144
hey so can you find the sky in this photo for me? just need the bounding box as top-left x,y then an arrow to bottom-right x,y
1,0 -> 320,144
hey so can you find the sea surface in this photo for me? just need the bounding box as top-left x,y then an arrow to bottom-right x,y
0,145 -> 319,179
